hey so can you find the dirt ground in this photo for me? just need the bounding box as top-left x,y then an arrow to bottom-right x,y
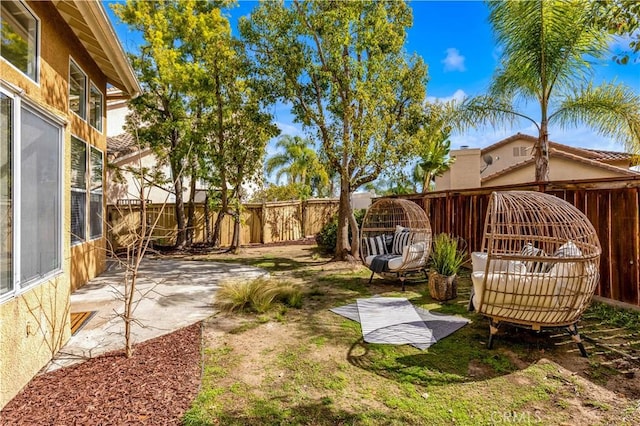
3,243 -> 639,424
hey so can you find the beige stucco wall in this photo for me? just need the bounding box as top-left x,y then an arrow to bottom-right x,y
485,156 -> 627,186
480,138 -> 535,178
436,136 -> 635,190
0,0 -> 109,408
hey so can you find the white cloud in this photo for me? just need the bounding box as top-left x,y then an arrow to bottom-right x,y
275,121 -> 303,137
427,89 -> 467,104
441,48 -> 466,72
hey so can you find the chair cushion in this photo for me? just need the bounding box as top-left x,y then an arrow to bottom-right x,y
392,226 -> 411,255
520,243 -> 548,272
388,241 -> 427,271
365,235 -> 388,257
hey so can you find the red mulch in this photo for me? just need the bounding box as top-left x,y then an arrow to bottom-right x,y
1,323 -> 202,425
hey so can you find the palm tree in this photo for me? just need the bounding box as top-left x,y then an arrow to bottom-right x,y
413,133 -> 453,192
265,135 -> 330,196
456,1 -> 640,182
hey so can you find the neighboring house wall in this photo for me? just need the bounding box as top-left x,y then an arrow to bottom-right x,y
0,0 -> 138,408
436,134 -> 638,190
108,148 -> 185,204
484,156 -> 629,186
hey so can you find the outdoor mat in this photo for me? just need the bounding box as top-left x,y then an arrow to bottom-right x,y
70,311 -> 96,336
330,297 -> 470,350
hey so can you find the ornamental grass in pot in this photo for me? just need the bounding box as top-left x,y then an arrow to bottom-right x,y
429,233 -> 467,301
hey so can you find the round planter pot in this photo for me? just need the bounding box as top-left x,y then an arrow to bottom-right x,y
428,272 -> 458,301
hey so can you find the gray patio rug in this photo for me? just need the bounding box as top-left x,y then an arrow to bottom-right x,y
330,296 -> 470,350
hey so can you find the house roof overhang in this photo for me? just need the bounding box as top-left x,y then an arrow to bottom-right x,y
51,0 -> 141,99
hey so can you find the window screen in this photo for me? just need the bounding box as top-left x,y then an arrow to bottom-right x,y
0,93 -> 13,295
0,0 -> 38,81
69,61 -> 87,119
89,147 -> 103,239
20,107 -> 61,283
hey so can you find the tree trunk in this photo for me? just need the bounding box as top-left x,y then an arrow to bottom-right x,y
185,162 -> 197,245
334,173 -> 353,260
535,122 -> 550,182
230,209 -> 241,254
212,177 -> 229,248
170,157 -> 187,249
204,193 -> 210,243
349,207 -> 360,259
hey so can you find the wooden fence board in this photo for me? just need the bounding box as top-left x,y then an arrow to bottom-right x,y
400,178 -> 640,307
107,199 -> 338,250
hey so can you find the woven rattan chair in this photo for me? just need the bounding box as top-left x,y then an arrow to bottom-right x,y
469,191 -> 601,356
360,198 -> 432,291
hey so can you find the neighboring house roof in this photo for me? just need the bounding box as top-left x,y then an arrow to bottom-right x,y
107,133 -> 140,159
52,1 -> 141,98
482,133 -> 635,163
482,147 -> 640,183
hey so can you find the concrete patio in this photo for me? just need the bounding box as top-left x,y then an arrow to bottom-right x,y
47,259 -> 267,371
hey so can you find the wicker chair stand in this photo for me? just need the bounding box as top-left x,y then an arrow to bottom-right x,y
470,191 -> 601,357
360,198 -> 432,291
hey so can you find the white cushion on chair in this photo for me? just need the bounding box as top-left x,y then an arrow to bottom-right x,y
389,242 -> 427,271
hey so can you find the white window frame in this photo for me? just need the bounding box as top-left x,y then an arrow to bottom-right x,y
69,58 -> 87,120
89,82 -> 103,132
0,0 -> 41,84
89,146 -> 103,240
70,136 -> 87,246
71,137 -> 104,245
0,84 -> 64,303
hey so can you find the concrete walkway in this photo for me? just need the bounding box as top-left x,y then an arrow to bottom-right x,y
47,259 -> 267,371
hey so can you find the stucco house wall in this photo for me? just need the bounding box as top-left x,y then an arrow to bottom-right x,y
436,134 -> 639,190
0,0 -> 139,408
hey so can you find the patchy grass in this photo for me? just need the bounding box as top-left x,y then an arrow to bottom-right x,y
183,244 -> 640,425
214,278 -> 303,313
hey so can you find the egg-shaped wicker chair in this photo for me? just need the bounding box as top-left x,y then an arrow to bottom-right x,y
360,198 -> 432,291
469,191 -> 601,356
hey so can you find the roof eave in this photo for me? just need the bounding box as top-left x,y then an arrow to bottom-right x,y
67,1 -> 141,98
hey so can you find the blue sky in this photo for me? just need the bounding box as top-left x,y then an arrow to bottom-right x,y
106,1 -> 640,154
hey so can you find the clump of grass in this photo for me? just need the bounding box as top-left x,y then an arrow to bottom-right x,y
215,278 -> 303,313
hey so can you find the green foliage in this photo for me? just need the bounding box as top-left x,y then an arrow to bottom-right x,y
214,278 -> 303,313
240,1 -> 429,257
250,182 -> 311,202
316,209 -> 366,254
265,135 -> 331,198
588,0 -> 640,64
429,233 -> 467,276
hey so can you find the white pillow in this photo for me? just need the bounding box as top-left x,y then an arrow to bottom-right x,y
507,260 -> 527,274
553,241 -> 582,258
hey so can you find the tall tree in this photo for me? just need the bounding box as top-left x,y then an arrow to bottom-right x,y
412,133 -> 452,193
455,0 -> 640,182
185,13 -> 278,250
113,0 -> 226,248
265,135 -> 330,197
241,0 -> 428,259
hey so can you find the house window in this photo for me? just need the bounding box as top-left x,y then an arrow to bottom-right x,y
513,146 -> 528,157
71,137 -> 103,244
89,147 -> 103,239
69,60 -> 86,119
0,0 -> 39,82
0,93 -> 13,295
70,137 -> 86,245
89,83 -> 103,131
0,88 -> 63,299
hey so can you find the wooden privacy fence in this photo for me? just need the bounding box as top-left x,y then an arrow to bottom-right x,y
396,176 -> 640,308
107,198 -> 339,250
